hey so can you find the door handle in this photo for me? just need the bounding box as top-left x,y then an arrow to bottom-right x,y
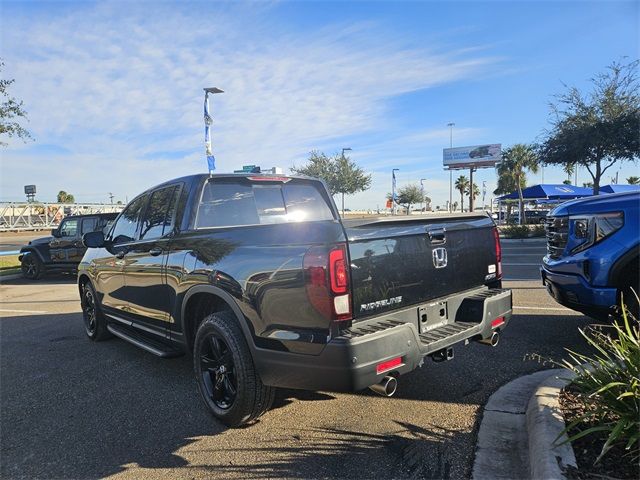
427,228 -> 446,245
149,248 -> 162,257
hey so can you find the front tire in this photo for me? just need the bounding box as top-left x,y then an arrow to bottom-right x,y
81,282 -> 112,341
194,311 -> 275,427
21,254 -> 44,280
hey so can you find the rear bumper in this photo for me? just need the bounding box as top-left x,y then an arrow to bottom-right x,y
255,287 -> 512,392
540,266 -> 617,313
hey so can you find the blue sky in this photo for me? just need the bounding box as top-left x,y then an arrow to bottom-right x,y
1,0 -> 638,208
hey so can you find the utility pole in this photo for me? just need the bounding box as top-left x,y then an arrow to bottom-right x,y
447,123 -> 455,212
420,178 -> 427,213
108,192 -> 114,204
392,168 -> 399,216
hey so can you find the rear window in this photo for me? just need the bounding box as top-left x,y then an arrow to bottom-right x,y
196,179 -> 335,228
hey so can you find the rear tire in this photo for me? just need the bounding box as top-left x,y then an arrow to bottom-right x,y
81,281 -> 112,341
194,311 -> 275,427
21,253 -> 44,280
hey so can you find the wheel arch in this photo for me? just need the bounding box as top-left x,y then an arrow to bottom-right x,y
609,243 -> 640,288
181,285 -> 255,353
77,273 -> 91,296
19,247 -> 46,263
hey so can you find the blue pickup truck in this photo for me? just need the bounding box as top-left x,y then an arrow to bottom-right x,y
541,191 -> 639,319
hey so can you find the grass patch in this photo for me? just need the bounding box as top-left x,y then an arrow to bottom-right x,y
0,255 -> 21,276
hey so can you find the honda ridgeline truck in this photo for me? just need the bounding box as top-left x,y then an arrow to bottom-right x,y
542,191 -> 639,319
79,174 -> 512,426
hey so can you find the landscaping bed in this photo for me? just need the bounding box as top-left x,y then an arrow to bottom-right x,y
560,385 -> 640,480
0,255 -> 21,276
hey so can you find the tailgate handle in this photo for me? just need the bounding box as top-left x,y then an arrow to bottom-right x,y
427,228 -> 446,245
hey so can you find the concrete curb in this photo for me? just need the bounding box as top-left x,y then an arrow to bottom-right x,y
472,369 -> 577,480
526,370 -> 577,480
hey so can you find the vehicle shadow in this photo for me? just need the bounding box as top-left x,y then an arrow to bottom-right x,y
0,273 -> 77,286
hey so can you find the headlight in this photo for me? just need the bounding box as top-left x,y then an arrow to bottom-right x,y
569,212 -> 624,253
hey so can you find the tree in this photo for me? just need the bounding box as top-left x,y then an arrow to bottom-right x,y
57,191 -> 75,203
583,181 -> 594,189
563,179 -> 572,185
0,60 -> 33,146
452,201 -> 459,212
395,184 -> 423,214
494,162 -> 527,223
499,144 -> 539,224
291,150 -> 371,213
627,176 -> 640,185
538,60 -> 640,195
454,175 -> 469,213
468,183 -> 480,205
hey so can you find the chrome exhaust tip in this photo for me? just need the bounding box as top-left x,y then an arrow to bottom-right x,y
369,375 -> 398,397
477,331 -> 500,347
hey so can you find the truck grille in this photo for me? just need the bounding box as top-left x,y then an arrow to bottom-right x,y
545,216 -> 569,259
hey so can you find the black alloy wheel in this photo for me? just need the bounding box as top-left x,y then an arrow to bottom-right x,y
83,286 -> 98,336
21,254 -> 42,280
200,333 -> 237,410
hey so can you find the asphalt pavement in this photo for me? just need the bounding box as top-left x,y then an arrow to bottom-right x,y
0,239 -> 594,479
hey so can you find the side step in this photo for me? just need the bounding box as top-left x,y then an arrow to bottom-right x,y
107,323 -> 184,358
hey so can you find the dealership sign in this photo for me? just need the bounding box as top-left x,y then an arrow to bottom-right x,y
443,144 -> 502,169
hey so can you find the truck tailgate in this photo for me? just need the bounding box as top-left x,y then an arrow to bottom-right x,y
344,214 -> 499,320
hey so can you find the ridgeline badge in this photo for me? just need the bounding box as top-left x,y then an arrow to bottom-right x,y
360,296 -> 403,312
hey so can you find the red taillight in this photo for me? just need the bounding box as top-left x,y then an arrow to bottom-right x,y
493,227 -> 502,278
376,356 -> 402,374
304,244 -> 352,322
491,316 -> 505,328
248,176 -> 291,182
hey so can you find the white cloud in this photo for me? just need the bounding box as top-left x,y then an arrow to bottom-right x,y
1,1 -> 502,205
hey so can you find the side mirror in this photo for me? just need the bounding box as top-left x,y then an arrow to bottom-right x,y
83,231 -> 105,248
51,228 -> 60,237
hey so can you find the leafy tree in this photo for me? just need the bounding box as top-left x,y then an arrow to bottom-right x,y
454,175 -> 469,213
627,176 -> 640,185
452,201 -> 459,212
538,60 -> 640,195
563,179 -> 572,185
57,191 -> 75,203
396,184 -> 423,214
0,60 -> 33,146
583,181 -> 594,188
499,144 -> 539,224
291,150 -> 371,213
494,162 -> 527,223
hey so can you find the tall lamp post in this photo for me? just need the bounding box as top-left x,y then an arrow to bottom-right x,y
447,122 -> 455,212
420,178 -> 427,213
340,147 -> 352,215
392,168 -> 399,216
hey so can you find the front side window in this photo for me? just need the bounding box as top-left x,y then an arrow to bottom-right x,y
110,195 -> 147,244
81,217 -> 97,235
196,179 -> 334,228
59,218 -> 79,237
139,185 -> 179,240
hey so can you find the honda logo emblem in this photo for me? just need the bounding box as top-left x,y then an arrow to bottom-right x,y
432,247 -> 448,269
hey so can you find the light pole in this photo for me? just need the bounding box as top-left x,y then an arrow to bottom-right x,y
447,122 -> 455,212
339,147 -> 352,215
482,181 -> 487,211
392,168 -> 399,216
420,178 -> 427,213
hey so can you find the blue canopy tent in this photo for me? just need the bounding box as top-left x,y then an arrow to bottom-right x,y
497,184 -> 593,200
599,184 -> 640,194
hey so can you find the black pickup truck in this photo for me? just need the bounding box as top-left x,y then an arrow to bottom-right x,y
80,174 -> 512,426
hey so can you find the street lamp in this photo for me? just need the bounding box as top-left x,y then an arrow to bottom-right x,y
447,122 -> 455,212
392,168 -> 399,216
339,148 -> 352,215
420,178 -> 427,213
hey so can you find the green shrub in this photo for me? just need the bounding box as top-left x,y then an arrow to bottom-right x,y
558,299 -> 640,463
501,225 -> 530,238
531,224 -> 546,237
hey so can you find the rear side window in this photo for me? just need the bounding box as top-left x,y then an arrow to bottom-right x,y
81,217 -> 97,235
139,185 -> 179,240
196,179 -> 334,228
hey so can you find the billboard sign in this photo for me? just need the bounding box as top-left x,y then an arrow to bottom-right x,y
443,144 -> 501,169
24,185 -> 36,195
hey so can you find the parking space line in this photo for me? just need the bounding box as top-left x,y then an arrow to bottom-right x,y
0,308 -> 47,314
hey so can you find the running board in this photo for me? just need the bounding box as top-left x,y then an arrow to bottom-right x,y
107,323 -> 184,358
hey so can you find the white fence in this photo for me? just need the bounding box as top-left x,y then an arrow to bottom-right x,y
0,202 -> 124,231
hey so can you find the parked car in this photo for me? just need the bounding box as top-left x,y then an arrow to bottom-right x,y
542,191 -> 639,319
79,174 -> 512,426
19,213 -> 118,279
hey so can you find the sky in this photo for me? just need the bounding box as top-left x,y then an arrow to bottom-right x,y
0,0 -> 638,209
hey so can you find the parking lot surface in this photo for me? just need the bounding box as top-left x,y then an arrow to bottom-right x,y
0,239 -> 593,479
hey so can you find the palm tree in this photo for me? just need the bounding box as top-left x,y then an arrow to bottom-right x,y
455,175 -> 469,213
468,183 -> 480,209
627,176 -> 640,185
495,162 -> 526,223
499,144 -> 539,224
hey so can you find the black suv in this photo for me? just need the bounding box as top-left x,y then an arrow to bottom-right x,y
19,213 -> 118,279
80,174 -> 511,426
